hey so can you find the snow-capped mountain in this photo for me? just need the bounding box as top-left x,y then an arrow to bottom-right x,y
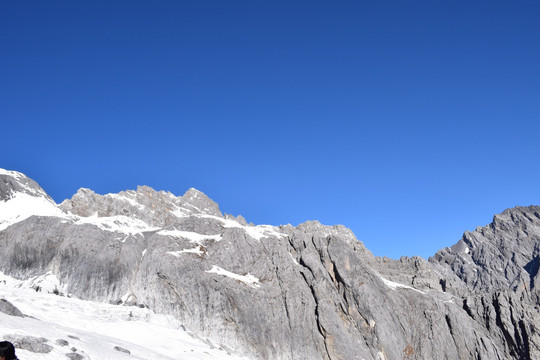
1,168 -> 540,359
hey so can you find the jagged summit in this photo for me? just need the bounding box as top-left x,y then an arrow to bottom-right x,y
60,185 -> 222,221
180,187 -> 222,217
432,204 -> 540,295
0,168 -> 51,201
0,169 -> 68,231
1,168 -> 540,360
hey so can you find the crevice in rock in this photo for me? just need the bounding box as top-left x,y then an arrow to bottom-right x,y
330,261 -> 349,314
522,212 -> 535,224
157,271 -> 190,317
439,278 -> 447,292
492,294 -> 518,358
269,254 -> 293,332
518,319 -> 531,360
524,257 -> 540,290
509,305 -> 529,360
298,257 -> 332,360
462,298 -> 475,320
445,314 -> 460,353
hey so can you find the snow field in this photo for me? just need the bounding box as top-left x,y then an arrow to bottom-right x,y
0,273 -> 248,360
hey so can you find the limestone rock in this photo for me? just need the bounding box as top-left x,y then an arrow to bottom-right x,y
1,168 -> 539,359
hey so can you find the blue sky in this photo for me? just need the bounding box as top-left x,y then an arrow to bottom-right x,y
2,1 -> 539,259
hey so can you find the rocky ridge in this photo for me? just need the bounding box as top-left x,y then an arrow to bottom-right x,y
1,168 -> 539,359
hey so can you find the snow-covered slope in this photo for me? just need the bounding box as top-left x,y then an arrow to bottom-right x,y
0,170 -> 69,231
0,272 -> 247,360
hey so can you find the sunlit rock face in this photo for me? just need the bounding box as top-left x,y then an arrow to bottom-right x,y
1,168 -> 539,360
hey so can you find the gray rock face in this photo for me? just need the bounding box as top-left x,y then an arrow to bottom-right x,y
0,298 -> 24,317
59,186 -> 222,228
430,206 -> 540,359
1,169 -> 539,359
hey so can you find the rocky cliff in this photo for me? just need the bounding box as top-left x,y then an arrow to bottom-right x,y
1,168 -> 539,360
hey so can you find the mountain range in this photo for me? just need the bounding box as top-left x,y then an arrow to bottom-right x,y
1,168 -> 539,360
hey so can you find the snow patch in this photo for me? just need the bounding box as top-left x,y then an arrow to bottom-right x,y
74,213 -> 158,236
172,206 -> 191,218
378,275 -> 424,294
0,192 -> 69,231
167,245 -> 205,257
183,202 -> 202,212
197,214 -> 286,240
205,265 -> 260,288
121,292 -> 136,304
289,252 -> 299,265
158,229 -> 222,244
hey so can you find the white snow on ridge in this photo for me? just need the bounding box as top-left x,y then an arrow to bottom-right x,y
167,245 -> 205,257
0,192 -> 69,231
378,275 -> 424,294
205,265 -> 260,288
288,252 -> 299,265
0,179 -> 159,237
0,169 -> 25,179
108,193 -> 145,210
74,213 -> 158,236
172,206 -> 191,218
251,224 -> 287,240
0,272 -> 248,360
158,229 -> 222,243
0,169 -> 49,198
197,215 -> 286,240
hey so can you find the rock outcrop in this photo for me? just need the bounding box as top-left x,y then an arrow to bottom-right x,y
1,168 -> 539,359
0,298 -> 24,317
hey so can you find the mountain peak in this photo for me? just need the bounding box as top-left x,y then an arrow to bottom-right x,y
0,168 -> 50,201
0,168 -> 67,231
179,188 -> 221,217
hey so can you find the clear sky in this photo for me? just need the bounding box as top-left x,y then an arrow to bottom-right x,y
2,1 -> 539,259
